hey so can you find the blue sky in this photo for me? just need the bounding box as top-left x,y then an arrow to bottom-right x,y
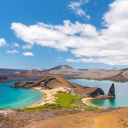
0,0 -> 128,69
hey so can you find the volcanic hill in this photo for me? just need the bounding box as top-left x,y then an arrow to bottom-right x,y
47,65 -> 81,75
11,75 -> 115,98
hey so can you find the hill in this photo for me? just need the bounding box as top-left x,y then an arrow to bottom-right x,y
22,70 -> 41,77
48,65 -> 81,75
11,75 -> 105,98
79,69 -> 121,79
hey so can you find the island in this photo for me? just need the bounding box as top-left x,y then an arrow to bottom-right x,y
11,75 -> 115,108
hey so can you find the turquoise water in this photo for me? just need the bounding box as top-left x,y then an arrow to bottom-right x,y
0,82 -> 44,110
69,79 -> 128,108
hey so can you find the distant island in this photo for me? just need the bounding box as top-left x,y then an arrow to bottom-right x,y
0,76 -> 8,81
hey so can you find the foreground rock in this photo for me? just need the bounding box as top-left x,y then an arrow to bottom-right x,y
11,75 -> 105,98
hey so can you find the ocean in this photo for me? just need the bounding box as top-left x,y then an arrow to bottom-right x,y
69,79 -> 128,108
0,82 -> 44,110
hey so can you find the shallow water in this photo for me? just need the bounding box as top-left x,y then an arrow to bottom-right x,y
69,79 -> 128,108
0,82 -> 44,110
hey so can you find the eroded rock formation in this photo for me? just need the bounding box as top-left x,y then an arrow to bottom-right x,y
95,83 -> 116,99
108,83 -> 115,97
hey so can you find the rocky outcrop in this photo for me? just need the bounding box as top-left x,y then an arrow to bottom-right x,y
11,81 -> 34,88
0,76 -> 8,81
11,75 -> 105,98
95,83 -> 116,99
108,83 -> 115,97
87,88 -> 105,97
72,84 -> 105,97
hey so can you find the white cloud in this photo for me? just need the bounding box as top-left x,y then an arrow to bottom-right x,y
6,50 -> 19,54
12,42 -> 20,47
22,52 -> 34,56
68,0 -> 90,19
22,44 -> 32,49
11,0 -> 128,65
0,38 -> 6,47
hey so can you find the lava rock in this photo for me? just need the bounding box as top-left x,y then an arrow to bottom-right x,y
108,83 -> 115,97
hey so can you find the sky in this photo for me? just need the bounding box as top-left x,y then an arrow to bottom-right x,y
0,0 -> 128,69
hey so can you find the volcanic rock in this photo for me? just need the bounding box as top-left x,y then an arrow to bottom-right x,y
0,76 -> 8,81
108,83 -> 115,97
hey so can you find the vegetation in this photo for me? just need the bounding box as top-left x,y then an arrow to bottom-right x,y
15,103 -> 64,111
55,92 -> 83,108
14,92 -> 99,111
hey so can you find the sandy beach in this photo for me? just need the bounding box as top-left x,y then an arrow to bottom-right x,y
82,97 -> 105,109
30,87 -> 72,107
82,98 -> 95,106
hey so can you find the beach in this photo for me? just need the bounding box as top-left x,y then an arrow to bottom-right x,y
82,98 -> 105,109
30,87 -> 72,107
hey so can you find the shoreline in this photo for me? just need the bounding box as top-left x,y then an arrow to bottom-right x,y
29,87 -> 47,107
30,87 -> 105,109
82,98 -> 106,109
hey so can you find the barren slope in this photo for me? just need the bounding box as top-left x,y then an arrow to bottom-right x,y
24,107 -> 128,128
79,69 -> 121,79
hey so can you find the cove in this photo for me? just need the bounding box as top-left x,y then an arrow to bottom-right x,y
0,82 -> 44,110
69,79 -> 128,108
